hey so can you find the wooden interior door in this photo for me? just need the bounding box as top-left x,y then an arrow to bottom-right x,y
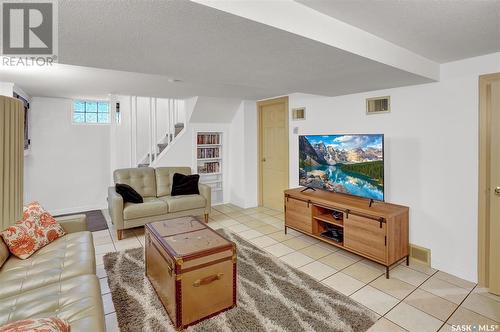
258,97 -> 289,211
488,80 -> 500,294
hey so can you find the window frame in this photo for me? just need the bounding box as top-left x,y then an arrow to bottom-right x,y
72,99 -> 111,125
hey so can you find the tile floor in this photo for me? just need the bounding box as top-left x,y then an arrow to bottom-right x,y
96,204 -> 500,332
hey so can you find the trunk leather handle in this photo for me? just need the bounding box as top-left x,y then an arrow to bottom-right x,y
193,273 -> 224,287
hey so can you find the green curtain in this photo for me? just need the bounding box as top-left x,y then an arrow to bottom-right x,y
0,96 -> 24,230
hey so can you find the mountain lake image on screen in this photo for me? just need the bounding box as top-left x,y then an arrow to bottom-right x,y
299,134 -> 384,201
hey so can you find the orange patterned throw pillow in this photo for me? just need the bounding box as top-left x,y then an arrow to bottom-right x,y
0,317 -> 70,332
0,202 -> 66,259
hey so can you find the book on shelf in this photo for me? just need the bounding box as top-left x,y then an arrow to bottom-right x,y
197,133 -> 220,145
197,161 -> 220,174
197,147 -> 220,159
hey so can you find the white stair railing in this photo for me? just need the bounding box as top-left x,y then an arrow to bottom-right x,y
129,97 -> 185,168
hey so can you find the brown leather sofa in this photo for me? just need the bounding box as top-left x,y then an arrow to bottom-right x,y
108,167 -> 211,240
0,215 -> 105,331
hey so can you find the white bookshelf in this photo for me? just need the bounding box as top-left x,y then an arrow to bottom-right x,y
196,132 -> 223,204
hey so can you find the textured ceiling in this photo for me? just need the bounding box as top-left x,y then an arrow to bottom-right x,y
0,63 -> 284,100
49,0 -> 432,99
296,0 -> 500,63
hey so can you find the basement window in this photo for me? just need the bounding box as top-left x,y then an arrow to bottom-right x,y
73,100 -> 110,124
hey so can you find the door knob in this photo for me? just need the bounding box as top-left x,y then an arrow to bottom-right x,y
495,187 -> 500,195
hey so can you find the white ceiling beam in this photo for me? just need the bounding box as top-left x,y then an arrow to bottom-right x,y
191,0 -> 440,81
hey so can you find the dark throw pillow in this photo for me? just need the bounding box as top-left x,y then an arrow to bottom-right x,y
171,173 -> 200,196
115,183 -> 144,203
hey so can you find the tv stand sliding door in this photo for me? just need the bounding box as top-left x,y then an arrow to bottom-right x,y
284,188 -> 409,278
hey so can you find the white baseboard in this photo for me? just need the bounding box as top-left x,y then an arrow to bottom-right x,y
51,205 -> 107,216
226,199 -> 259,209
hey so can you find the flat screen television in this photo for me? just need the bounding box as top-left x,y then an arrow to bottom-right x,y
299,134 -> 384,201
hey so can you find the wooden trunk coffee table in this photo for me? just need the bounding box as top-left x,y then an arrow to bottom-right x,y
145,216 -> 237,329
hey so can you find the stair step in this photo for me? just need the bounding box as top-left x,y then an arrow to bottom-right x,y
137,124 -> 185,167
174,123 -> 184,138
143,154 -> 155,162
158,143 -> 168,154
138,153 -> 155,168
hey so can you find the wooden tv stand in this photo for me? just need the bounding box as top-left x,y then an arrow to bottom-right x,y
284,188 -> 409,278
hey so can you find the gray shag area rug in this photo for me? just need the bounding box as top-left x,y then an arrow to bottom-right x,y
103,229 -> 377,332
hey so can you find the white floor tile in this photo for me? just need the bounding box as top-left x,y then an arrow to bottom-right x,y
102,293 -> 115,315
264,243 -> 295,257
94,243 -> 116,255
367,317 -> 406,332
385,302 -> 443,332
99,277 -> 110,295
238,229 -> 264,240
279,251 -> 314,268
249,235 -> 279,248
322,272 -> 365,296
227,223 -> 251,233
350,285 -> 399,315
298,261 -> 337,280
105,313 -> 120,332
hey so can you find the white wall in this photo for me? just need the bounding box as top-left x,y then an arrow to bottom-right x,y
154,122 -> 231,205
243,101 -> 258,208
110,95 -> 133,171
288,52 -> 500,282
229,100 -> 258,208
24,97 -> 111,215
189,97 -> 242,123
0,82 -> 14,97
229,103 -> 246,207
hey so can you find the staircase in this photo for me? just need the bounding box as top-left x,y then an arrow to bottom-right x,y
127,97 -> 186,168
138,122 -> 185,167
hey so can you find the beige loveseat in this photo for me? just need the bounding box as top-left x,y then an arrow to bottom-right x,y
108,167 -> 211,240
0,215 -> 105,331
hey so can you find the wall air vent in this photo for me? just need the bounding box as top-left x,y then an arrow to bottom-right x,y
292,107 -> 306,120
366,96 -> 390,114
409,243 -> 431,267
